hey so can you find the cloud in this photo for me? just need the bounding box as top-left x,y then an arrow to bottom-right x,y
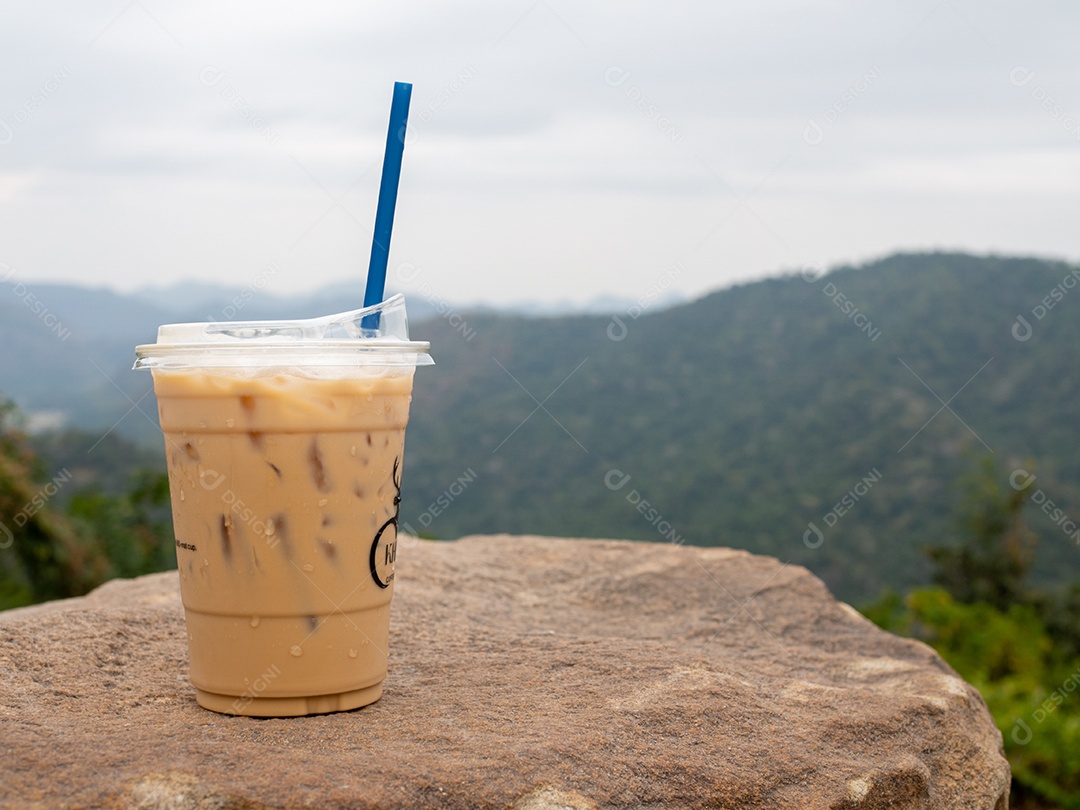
0,0 -> 1078,304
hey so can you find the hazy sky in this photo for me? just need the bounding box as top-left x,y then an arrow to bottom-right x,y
1,1 -> 1078,307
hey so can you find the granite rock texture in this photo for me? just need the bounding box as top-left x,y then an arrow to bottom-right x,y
0,535 -> 1009,809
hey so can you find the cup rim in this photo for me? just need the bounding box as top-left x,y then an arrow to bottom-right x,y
132,293 -> 433,370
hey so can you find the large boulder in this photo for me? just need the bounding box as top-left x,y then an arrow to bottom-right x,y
0,535 -> 1009,808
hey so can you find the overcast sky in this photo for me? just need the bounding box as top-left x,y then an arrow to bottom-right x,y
1,1 -> 1078,307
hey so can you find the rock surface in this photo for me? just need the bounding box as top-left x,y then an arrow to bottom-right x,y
0,535 -> 1009,809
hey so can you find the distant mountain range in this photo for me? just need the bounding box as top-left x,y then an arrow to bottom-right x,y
2,253 -> 1078,603
132,281 -> 685,323
0,278 -> 682,432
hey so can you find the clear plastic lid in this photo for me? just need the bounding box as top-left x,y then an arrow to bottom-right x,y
133,294 -> 433,370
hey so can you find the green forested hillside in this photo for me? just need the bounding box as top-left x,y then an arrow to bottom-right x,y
402,253 -> 1080,602
2,252 -> 1078,603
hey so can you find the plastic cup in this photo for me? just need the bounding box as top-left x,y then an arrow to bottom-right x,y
134,294 -> 431,716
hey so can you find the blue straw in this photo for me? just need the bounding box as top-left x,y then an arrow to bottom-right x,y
363,81 -> 413,329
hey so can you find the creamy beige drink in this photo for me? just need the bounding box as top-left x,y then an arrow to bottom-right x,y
135,296 -> 430,716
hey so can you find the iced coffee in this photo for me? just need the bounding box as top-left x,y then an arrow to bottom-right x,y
134,295 -> 431,716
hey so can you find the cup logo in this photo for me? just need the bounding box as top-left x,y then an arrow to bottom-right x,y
369,457 -> 401,589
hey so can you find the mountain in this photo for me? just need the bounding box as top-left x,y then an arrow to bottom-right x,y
0,279 -> 683,438
133,280 -> 685,322
399,253 -> 1080,602
2,253 -> 1078,602
0,281 -> 435,438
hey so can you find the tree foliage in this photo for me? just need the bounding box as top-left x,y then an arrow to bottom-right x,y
927,456 -> 1038,611
0,397 -> 173,610
865,457 -> 1080,807
401,253 -> 1080,603
0,399 -> 102,604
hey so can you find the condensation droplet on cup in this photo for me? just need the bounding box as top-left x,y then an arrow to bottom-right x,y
197,420 -> 207,428
350,446 -> 357,456
250,616 -> 260,627
348,649 -> 358,659
302,564 -> 314,572
197,437 -> 205,446
290,645 -> 303,657
226,418 -> 235,428
265,518 -> 275,536
318,498 -> 328,507
179,489 -> 185,501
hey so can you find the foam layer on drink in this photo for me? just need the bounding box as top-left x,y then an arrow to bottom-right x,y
153,367 -> 414,715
